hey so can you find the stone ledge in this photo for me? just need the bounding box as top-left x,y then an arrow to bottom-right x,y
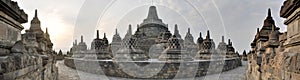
0,0 -> 27,23
1,65 -> 39,80
0,11 -> 25,30
283,10 -> 300,25
280,0 -> 300,18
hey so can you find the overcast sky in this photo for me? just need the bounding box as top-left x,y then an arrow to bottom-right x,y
13,0 -> 286,53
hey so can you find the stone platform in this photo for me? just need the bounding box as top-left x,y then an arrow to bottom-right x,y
64,58 -> 241,79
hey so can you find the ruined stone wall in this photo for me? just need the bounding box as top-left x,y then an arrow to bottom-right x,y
246,0 -> 300,80
64,58 -> 241,79
0,0 -> 58,80
0,53 -> 58,80
246,51 -> 300,80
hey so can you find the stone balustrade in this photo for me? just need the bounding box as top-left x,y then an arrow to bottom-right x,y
64,58 -> 242,79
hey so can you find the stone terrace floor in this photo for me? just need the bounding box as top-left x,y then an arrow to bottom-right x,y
56,60 -> 247,80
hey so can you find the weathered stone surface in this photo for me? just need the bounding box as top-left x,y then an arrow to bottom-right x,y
247,0 -> 300,80
0,48 -> 10,56
11,41 -> 26,53
0,0 -> 58,80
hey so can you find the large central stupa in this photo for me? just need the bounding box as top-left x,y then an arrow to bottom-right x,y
127,6 -> 169,53
140,6 -> 168,37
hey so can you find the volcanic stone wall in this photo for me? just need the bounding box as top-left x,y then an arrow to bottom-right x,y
0,0 -> 58,80
246,0 -> 300,80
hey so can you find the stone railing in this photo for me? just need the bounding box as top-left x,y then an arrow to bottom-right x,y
65,58 -> 242,79
0,54 -> 58,80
